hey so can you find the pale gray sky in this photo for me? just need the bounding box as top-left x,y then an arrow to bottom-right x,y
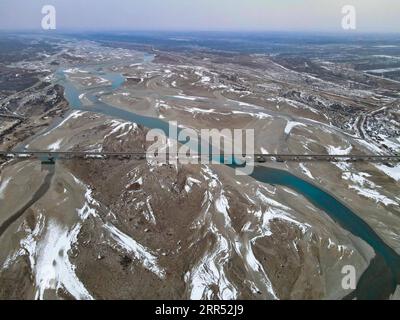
0,0 -> 398,32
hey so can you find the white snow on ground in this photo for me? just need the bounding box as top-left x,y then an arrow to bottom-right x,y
349,185 -> 398,206
378,134 -> 400,151
237,184 -> 313,299
104,119 -> 138,139
2,175 -> 99,298
215,192 -> 233,227
367,67 -> 400,74
125,168 -> 143,190
172,95 -> 200,101
255,186 -> 291,211
325,142 -> 398,206
95,77 -> 109,84
184,107 -> 216,114
254,186 -> 311,235
84,144 -> 104,158
260,207 -> 311,235
185,221 -> 238,300
189,166 -> 281,299
9,211 -> 92,300
104,223 -> 166,279
185,166 -> 239,300
282,187 -> 298,197
239,218 -> 278,299
327,238 -> 348,252
33,219 -> 94,300
201,76 -> 211,83
284,121 -> 306,135
187,177 -> 201,185
1,249 -> 24,270
231,109 -> 273,120
184,176 -> 201,193
64,68 -> 89,74
47,139 -> 63,151
18,214 -> 45,271
73,174 -> 165,281
5,175 -> 100,300
144,196 -> 157,225
0,177 -> 11,200
342,171 -> 371,186
200,165 -> 219,189
375,164 -> 400,182
187,187 -> 238,299
76,183 -> 100,220
281,97 -> 321,115
299,163 -> 314,180
327,145 -> 352,155
335,163 -> 399,207
43,111 -> 86,137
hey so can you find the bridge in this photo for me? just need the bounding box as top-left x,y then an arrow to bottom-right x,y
1,151 -> 399,163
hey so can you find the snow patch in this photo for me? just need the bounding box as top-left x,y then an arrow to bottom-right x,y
299,163 -> 314,180
47,139 -> 63,151
327,145 -> 352,155
104,223 -> 165,279
284,121 -> 306,135
0,177 -> 12,200
33,219 -> 93,300
375,164 -> 400,182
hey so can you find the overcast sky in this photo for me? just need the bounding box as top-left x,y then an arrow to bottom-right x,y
0,0 -> 398,32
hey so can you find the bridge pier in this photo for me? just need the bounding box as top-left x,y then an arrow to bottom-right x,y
41,156 -> 55,167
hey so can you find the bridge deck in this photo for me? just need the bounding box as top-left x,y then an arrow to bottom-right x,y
1,151 -> 399,162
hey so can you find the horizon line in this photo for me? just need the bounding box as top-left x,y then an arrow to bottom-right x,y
0,28 -> 399,36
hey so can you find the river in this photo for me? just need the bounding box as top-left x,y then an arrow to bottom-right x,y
50,57 -> 400,299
